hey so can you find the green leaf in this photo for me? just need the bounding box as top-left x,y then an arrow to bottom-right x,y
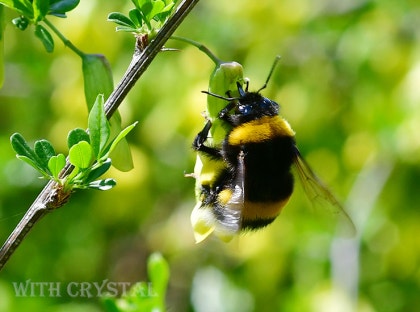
138,0 -> 153,17
17,155 -> 45,174
12,16 -> 29,30
128,8 -> 143,28
34,139 -> 55,170
2,0 -> 33,17
0,1 -> 13,8
107,121 -> 138,158
69,141 -> 93,169
147,253 -> 169,307
115,25 -> 138,32
34,24 -> 54,52
82,53 -> 113,111
147,0 -> 164,21
10,133 -> 39,163
88,94 -> 110,159
81,53 -> 134,171
131,0 -> 143,13
154,2 -> 175,22
48,153 -> 66,180
107,12 -> 136,28
101,297 -> 120,312
49,0 -> 79,17
86,158 -> 111,183
87,178 -> 116,191
67,128 -> 90,149
101,112 -> 134,172
33,0 -> 49,22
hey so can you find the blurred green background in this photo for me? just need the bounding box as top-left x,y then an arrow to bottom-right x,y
1,0 -> 419,311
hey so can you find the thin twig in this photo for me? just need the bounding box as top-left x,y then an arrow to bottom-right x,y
43,18 -> 85,58
0,0 -> 200,271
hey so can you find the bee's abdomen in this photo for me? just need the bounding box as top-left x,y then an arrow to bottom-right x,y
223,115 -> 297,230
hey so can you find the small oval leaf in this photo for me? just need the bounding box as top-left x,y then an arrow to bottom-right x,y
10,133 -> 39,163
107,12 -> 136,28
69,141 -> 93,169
34,24 -> 54,52
88,94 -> 110,159
147,252 -> 169,297
12,16 -> 30,31
49,0 -> 80,16
48,153 -> 66,179
88,178 -> 116,191
17,155 -> 45,174
34,139 -> 56,170
82,53 -> 113,110
67,128 -> 90,149
86,159 -> 112,183
128,8 -> 143,28
33,0 -> 50,22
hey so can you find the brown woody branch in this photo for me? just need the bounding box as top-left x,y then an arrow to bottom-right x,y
0,0 -> 200,271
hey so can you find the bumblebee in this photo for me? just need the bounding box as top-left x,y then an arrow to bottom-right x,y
190,61 -> 354,243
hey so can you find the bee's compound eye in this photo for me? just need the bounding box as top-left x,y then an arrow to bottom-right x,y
238,104 -> 253,115
262,97 -> 279,115
261,98 -> 273,109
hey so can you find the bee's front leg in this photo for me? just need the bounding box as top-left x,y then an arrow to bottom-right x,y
193,120 -> 222,159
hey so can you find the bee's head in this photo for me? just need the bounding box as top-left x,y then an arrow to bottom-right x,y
235,82 -> 279,118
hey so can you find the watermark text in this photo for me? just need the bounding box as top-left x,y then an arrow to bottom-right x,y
12,279 -> 155,298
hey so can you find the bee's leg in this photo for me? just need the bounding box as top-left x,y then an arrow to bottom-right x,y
218,100 -> 236,124
193,120 -> 222,158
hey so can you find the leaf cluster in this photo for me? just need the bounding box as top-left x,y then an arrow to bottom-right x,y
10,94 -> 137,191
108,0 -> 177,40
0,0 -> 80,52
103,253 -> 170,312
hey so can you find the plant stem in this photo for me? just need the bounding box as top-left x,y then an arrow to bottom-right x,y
0,0 -> 201,271
170,36 -> 222,66
43,18 -> 85,57
104,0 -> 200,118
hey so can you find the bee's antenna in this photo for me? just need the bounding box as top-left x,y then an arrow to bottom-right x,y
257,55 -> 281,93
202,90 -> 237,102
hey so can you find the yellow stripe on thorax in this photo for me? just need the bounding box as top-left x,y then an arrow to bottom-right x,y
228,116 -> 295,146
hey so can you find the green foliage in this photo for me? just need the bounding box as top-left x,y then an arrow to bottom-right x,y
0,0 -> 79,19
103,253 -> 170,312
49,0 -> 80,18
10,94 -> 137,191
88,95 -> 111,160
69,140 -> 93,169
0,0 -> 79,52
82,54 -> 114,111
82,53 -> 134,172
67,128 -> 90,148
34,23 -> 54,52
48,153 -> 66,180
108,0 -> 177,38
1,1 -> 419,312
1,0 -> 133,172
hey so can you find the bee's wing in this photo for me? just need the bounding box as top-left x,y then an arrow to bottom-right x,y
293,147 -> 356,237
215,151 -> 246,239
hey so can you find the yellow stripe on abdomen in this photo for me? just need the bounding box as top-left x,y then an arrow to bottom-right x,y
242,198 -> 290,222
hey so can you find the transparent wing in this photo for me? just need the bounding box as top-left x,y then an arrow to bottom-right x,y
216,151 -> 246,237
293,147 -> 356,237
